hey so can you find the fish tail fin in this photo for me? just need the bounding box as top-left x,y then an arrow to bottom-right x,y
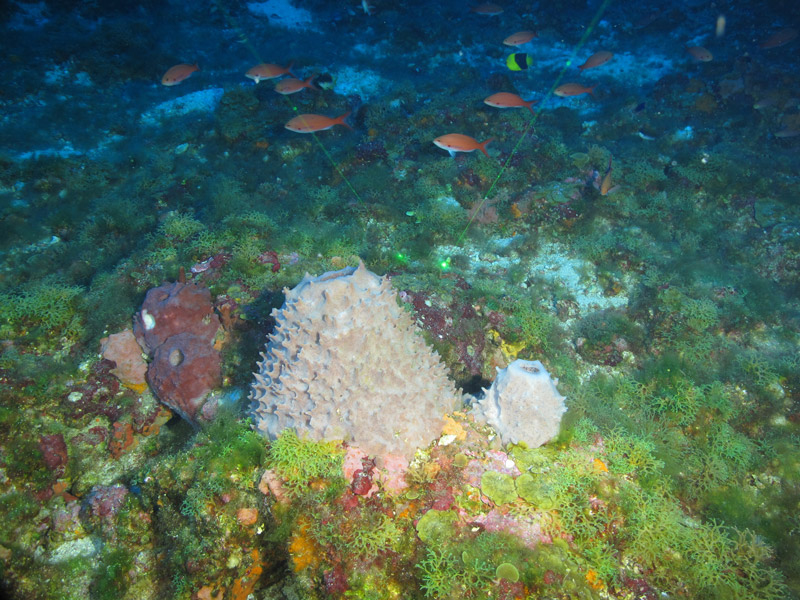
337,111 -> 353,129
479,137 -> 495,157
588,85 -> 597,95
525,100 -> 536,114
287,61 -> 297,78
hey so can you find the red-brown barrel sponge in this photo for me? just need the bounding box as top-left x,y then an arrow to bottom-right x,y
133,282 -> 220,354
146,332 -> 221,423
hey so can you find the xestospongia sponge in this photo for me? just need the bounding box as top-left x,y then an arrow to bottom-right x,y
250,261 -> 460,459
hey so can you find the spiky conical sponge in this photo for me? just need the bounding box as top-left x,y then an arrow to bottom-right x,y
250,262 -> 459,459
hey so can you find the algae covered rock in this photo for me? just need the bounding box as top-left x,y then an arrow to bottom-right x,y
250,261 -> 460,459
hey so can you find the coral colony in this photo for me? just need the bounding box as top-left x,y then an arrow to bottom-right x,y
1,0 -> 799,599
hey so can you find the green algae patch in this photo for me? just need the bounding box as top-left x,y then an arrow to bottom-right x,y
480,471 -> 517,505
495,562 -> 520,582
415,509 -> 458,545
508,445 -> 552,473
515,473 -> 559,509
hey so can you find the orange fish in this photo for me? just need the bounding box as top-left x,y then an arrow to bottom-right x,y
600,155 -> 614,195
686,46 -> 713,62
471,3 -> 503,14
554,83 -> 595,97
484,92 -> 537,114
578,50 -> 614,71
285,112 -> 351,133
760,28 -> 798,49
592,458 -> 609,473
245,62 -> 295,83
275,76 -> 316,95
161,64 -> 199,86
433,134 -> 494,157
503,30 -> 537,46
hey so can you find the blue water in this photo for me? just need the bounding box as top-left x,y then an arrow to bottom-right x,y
1,0 -> 799,598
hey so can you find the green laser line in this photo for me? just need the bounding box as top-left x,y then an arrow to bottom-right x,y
283,102 -> 365,205
214,0 -> 364,206
451,0 -> 613,250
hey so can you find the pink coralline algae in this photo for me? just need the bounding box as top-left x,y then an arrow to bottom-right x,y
471,508 -> 546,549
133,281 -> 221,424
38,433 -> 68,477
83,484 -> 129,527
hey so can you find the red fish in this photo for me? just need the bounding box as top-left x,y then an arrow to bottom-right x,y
578,51 -> 613,71
483,92 -> 537,114
433,134 -> 493,157
686,46 -> 713,62
503,30 -> 537,46
760,28 -> 798,49
246,62 -> 295,83
284,112 -> 351,133
554,83 -> 595,97
161,64 -> 199,86
275,76 -> 316,95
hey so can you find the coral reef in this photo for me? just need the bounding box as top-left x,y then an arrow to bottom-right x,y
251,261 -> 460,459
472,360 -> 567,447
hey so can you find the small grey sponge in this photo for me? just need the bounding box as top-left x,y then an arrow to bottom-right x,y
473,359 -> 566,447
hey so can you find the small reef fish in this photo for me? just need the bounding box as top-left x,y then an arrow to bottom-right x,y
503,30 -> 537,46
275,76 -> 316,95
245,62 -> 295,83
554,83 -> 595,97
753,95 -> 779,110
284,112 -> 351,133
483,92 -> 537,114
760,28 -> 798,49
161,64 -> 199,86
686,46 -> 713,62
506,53 -> 533,71
361,0 -> 374,15
433,134 -> 494,157
578,51 -> 614,71
600,155 -> 614,195
633,11 -> 659,29
471,3 -> 503,14
774,127 -> 800,138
